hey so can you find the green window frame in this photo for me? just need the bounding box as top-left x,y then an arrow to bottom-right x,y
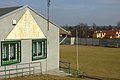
1,41 -> 21,66
32,39 -> 47,61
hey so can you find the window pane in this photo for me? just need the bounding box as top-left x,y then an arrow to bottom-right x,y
42,42 -> 44,55
33,42 -> 37,56
2,44 -> 9,61
38,42 -> 42,56
10,43 -> 16,60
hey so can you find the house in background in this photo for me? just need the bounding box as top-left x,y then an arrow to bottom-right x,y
93,30 -> 120,38
0,5 -> 68,74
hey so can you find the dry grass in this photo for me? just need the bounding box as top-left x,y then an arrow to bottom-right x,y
3,74 -> 86,80
60,45 -> 120,79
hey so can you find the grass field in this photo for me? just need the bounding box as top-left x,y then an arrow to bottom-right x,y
60,45 -> 120,79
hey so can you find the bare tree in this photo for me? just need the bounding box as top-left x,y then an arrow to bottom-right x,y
76,22 -> 89,38
92,23 -> 96,30
117,21 -> 120,29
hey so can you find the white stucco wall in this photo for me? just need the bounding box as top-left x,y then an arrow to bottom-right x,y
21,40 -> 32,63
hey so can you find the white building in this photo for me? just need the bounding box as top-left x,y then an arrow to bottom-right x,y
0,5 -> 68,76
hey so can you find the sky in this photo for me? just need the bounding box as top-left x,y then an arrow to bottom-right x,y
0,0 -> 120,26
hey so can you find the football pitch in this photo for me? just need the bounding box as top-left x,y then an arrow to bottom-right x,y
60,45 -> 120,79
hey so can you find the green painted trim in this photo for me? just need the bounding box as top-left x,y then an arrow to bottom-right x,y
32,39 -> 47,61
33,56 -> 47,61
2,60 -> 20,66
1,40 -> 21,43
19,41 -> 22,63
1,40 -> 21,66
1,42 -> 2,66
32,38 -> 47,42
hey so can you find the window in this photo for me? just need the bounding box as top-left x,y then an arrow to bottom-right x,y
1,41 -> 21,66
32,39 -> 47,60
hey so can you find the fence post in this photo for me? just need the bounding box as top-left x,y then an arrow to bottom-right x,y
29,64 -> 31,75
4,66 -> 6,79
33,67 -> 35,74
16,65 -> 18,77
86,38 -> 87,45
69,63 -> 71,74
22,68 -> 23,76
92,38 -> 93,46
77,70 -> 80,76
9,70 -> 10,78
40,62 -> 42,75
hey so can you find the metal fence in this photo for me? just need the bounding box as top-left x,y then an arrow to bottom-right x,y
60,37 -> 120,48
59,61 -> 80,76
0,62 -> 42,79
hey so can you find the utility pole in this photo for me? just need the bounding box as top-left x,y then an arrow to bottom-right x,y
76,29 -> 79,75
47,0 -> 50,31
46,0 -> 51,74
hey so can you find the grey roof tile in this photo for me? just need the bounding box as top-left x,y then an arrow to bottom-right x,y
0,6 -> 23,16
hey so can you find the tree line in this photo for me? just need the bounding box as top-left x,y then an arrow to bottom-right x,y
62,22 -> 120,38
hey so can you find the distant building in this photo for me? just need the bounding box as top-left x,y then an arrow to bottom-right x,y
93,30 -> 120,38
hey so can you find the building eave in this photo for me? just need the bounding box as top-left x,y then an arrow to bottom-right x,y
0,5 -> 68,34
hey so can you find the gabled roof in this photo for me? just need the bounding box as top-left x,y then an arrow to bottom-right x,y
0,6 -> 22,16
95,30 -> 120,35
0,5 -> 68,34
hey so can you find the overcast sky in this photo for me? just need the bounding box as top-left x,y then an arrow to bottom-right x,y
0,0 -> 120,26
